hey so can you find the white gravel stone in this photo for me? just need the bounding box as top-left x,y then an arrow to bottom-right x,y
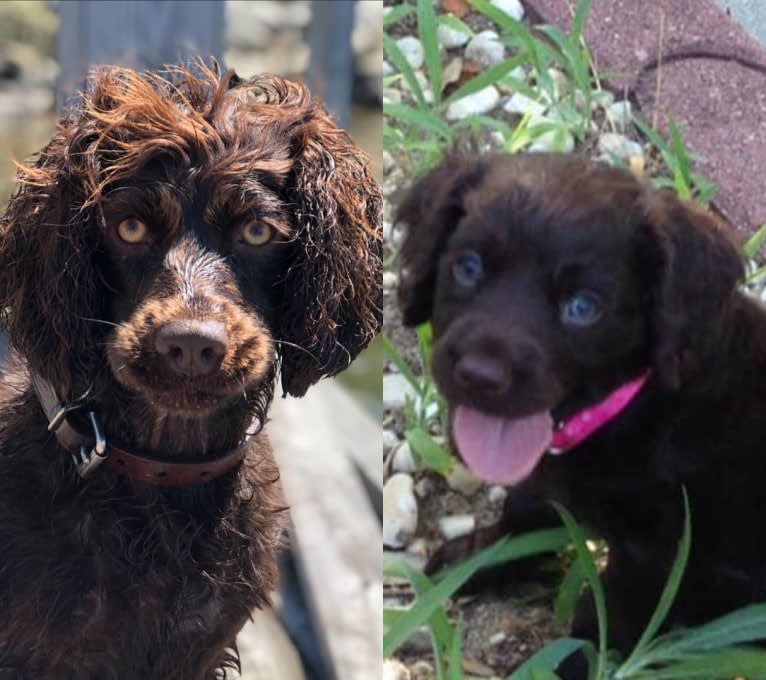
465,30 -> 505,68
606,100 -> 633,127
487,485 -> 508,504
598,132 -> 643,160
489,632 -> 508,645
383,473 -> 419,549
384,373 -> 418,410
383,60 -> 394,76
491,0 -> 525,20
383,271 -> 399,290
528,127 -> 575,153
438,22 -> 471,49
438,514 -> 476,540
445,85 -> 500,120
383,220 -> 394,241
503,91 -> 547,117
383,88 -> 402,104
446,462 -> 484,496
383,658 -> 411,680
383,428 -> 400,454
396,36 -> 425,70
392,441 -> 418,474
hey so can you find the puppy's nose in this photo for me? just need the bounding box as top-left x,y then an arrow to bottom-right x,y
155,320 -> 228,377
454,353 -> 509,396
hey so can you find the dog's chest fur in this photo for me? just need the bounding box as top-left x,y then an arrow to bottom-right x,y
0,384 -> 282,680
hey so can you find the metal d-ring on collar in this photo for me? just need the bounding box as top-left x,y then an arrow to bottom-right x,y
30,372 -> 255,486
31,373 -> 107,478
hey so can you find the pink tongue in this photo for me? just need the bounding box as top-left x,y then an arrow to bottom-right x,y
453,406 -> 553,485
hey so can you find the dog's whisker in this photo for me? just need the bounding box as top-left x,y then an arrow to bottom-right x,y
79,316 -> 122,329
273,338 -> 319,361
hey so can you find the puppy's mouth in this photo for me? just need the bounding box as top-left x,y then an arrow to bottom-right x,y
451,371 -> 651,486
452,406 -> 554,486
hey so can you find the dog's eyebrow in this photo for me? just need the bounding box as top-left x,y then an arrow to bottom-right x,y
101,184 -> 183,233
203,182 -> 292,235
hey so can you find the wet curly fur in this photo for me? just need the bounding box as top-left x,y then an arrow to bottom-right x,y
397,153 -> 766,677
0,65 -> 381,679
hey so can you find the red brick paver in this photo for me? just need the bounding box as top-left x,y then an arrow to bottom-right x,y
526,0 -> 766,235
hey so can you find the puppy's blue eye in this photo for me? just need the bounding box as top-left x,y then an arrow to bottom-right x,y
560,291 -> 603,327
452,251 -> 483,288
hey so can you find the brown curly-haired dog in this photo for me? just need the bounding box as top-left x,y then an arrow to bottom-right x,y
0,65 -> 381,679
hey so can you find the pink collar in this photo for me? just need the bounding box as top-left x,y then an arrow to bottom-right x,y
549,370 -> 651,454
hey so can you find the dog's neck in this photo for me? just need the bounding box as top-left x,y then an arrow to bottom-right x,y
550,370 -> 651,453
31,371 -> 273,486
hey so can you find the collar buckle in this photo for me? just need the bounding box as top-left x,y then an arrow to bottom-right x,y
71,411 -> 108,478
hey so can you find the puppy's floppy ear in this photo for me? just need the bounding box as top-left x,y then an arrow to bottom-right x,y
636,189 -> 743,389
278,98 -> 382,398
0,128 -> 105,398
396,155 -> 487,326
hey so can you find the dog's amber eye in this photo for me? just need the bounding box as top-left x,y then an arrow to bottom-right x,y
241,222 -> 272,246
117,218 -> 148,244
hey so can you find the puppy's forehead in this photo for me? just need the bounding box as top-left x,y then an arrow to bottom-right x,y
459,155 -> 643,257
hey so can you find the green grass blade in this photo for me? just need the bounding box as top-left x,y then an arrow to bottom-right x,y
405,564 -> 455,677
416,322 -> 434,380
619,489 -> 691,673
383,102 -> 453,140
406,427 -> 454,475
667,119 -> 691,179
630,647 -> 766,680
447,615 -> 464,680
743,223 -> 766,259
384,529 -> 571,656
382,334 -> 421,392
383,3 -> 415,28
507,638 -> 585,679
468,0 -> 552,92
653,603 -> 766,656
417,0 -> 442,104
555,558 -> 586,624
384,33 -> 426,108
570,0 -> 592,44
530,671 -> 563,680
445,53 -> 529,104
553,504 -> 608,679
438,14 -> 474,38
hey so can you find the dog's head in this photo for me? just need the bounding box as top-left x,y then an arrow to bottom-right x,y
0,65 -> 381,425
397,153 -> 742,483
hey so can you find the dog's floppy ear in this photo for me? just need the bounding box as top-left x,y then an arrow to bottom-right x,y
278,98 -> 382,398
637,189 -> 743,389
0,128 -> 105,398
396,155 -> 487,326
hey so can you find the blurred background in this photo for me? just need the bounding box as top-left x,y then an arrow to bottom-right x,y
0,2 -> 383,679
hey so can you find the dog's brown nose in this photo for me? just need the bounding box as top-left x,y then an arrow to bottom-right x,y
454,353 -> 509,396
155,320 -> 228,377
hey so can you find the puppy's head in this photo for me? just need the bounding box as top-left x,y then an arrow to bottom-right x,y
0,65 -> 381,414
397,153 -> 742,483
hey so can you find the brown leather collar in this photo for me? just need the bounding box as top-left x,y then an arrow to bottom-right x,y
31,374 -> 251,486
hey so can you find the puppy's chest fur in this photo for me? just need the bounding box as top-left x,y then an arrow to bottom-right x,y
0,387 -> 281,680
